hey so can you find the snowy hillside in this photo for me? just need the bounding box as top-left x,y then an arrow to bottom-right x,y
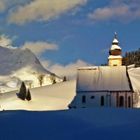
1,67 -> 140,111
0,80 -> 76,111
0,46 -> 61,93
0,108 -> 140,140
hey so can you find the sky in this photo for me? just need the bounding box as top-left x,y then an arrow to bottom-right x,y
0,0 -> 140,78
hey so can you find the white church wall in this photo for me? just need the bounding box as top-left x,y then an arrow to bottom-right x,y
110,94 -> 116,107
70,91 -> 133,108
71,92 -> 111,108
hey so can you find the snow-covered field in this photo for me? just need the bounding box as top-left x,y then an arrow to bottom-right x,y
0,79 -> 140,140
0,108 -> 140,140
0,80 -> 76,111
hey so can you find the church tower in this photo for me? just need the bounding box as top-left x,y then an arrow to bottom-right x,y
108,33 -> 122,66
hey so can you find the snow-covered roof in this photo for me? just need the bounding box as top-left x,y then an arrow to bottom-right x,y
128,67 -> 140,92
78,66 -> 98,70
113,38 -> 119,44
110,44 -> 121,50
108,55 -> 122,59
77,66 -> 132,92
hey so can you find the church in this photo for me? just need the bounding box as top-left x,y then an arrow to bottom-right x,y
69,33 -> 135,108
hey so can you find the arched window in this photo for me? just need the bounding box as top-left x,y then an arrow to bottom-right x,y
82,95 -> 86,103
119,96 -> 124,107
128,96 -> 131,108
101,96 -> 104,106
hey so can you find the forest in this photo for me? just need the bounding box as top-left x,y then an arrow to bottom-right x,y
123,48 -> 140,67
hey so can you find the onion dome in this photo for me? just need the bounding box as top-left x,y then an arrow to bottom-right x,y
109,32 -> 122,56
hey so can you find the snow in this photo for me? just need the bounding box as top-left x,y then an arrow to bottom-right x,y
108,55 -> 122,59
110,44 -> 121,50
128,67 -> 140,107
78,66 -> 97,70
0,108 -> 140,140
77,66 -> 131,92
128,67 -> 140,92
0,80 -> 76,111
112,38 -> 119,43
6,81 -> 18,88
1,65 -> 140,110
0,66 -> 140,140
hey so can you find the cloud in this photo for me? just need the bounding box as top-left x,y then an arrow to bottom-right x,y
8,0 -> 87,25
41,59 -> 52,68
88,0 -> 140,22
0,0 -> 30,13
0,0 -> 7,12
22,41 -> 58,56
43,60 -> 92,79
0,35 -> 16,49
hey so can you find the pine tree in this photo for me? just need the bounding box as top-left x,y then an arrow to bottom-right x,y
123,48 -> 140,67
26,89 -> 31,101
17,82 -> 26,100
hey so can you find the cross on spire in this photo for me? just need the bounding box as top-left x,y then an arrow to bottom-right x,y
114,32 -> 117,39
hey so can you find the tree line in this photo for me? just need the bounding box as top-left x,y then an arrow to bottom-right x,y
123,48 -> 140,67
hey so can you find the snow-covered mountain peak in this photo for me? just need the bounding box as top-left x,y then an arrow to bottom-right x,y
0,46 -> 47,74
0,46 -> 61,92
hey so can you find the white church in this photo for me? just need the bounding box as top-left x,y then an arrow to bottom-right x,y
69,33 -> 140,109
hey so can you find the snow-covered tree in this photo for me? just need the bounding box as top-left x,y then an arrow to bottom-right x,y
50,74 -> 56,84
38,74 -> 45,86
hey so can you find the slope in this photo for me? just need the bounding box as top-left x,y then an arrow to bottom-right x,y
0,80 -> 76,111
0,108 -> 140,140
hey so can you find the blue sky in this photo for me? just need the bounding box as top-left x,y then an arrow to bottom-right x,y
0,0 -> 140,77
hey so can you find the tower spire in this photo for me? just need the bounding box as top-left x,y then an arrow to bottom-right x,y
114,32 -> 117,39
108,33 -> 122,66
112,32 -> 119,45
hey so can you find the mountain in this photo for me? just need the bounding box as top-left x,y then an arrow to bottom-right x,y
0,46 -> 62,93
